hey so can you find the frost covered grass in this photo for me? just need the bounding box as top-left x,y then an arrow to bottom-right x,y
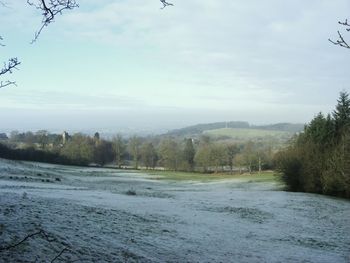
0,158 -> 349,262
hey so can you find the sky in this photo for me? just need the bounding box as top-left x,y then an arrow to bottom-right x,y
0,0 -> 349,133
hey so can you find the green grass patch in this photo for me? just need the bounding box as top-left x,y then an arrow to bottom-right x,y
204,128 -> 290,140
144,170 -> 277,183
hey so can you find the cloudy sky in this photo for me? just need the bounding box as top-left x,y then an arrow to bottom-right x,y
0,0 -> 349,132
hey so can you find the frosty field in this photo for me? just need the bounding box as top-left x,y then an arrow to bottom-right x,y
0,158 -> 349,262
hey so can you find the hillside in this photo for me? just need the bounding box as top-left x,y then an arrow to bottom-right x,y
252,123 -> 304,133
166,121 -> 250,137
203,128 -> 290,141
165,121 -> 304,138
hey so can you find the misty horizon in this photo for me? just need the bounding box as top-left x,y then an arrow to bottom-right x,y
0,101 -> 308,134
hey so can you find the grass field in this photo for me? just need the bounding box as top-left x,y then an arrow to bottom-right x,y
1,159 -> 348,262
204,128 -> 290,140
145,170 -> 278,182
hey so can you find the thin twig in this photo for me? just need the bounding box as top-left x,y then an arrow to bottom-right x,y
0,230 -> 44,251
0,229 -> 70,262
0,1 -> 8,7
329,19 -> 350,49
0,57 -> 20,88
0,80 -> 17,88
160,0 -> 173,9
27,0 -> 79,43
51,247 -> 69,263
0,58 -> 20,76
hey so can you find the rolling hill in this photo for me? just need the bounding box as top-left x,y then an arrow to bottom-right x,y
165,121 -> 304,138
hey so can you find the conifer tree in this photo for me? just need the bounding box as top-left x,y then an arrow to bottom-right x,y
333,91 -> 350,136
183,139 -> 195,171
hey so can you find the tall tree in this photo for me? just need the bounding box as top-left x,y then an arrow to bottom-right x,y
194,144 -> 211,173
60,133 -> 94,165
233,153 -> 245,174
304,112 -> 335,147
140,142 -> 158,169
113,134 -> 126,168
242,141 -> 255,173
183,138 -> 195,171
225,144 -> 239,173
209,143 -> 226,173
194,135 -> 212,172
333,91 -> 350,136
159,138 -> 180,171
36,130 -> 49,149
128,136 -> 141,169
94,140 -> 114,166
276,92 -> 350,198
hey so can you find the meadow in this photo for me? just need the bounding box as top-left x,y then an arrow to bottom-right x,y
0,158 -> 349,262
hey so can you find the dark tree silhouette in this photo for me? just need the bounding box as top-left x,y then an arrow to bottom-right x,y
329,19 -> 350,49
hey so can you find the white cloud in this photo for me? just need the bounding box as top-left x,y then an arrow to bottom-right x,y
0,0 -> 349,130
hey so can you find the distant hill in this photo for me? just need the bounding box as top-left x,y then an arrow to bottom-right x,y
204,128 -> 289,140
165,121 -> 304,137
251,123 -> 304,133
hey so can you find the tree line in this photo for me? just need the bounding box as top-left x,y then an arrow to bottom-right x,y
275,91 -> 350,198
0,130 -> 275,173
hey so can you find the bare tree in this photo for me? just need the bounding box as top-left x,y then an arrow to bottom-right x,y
27,0 -> 79,43
0,0 -> 173,88
329,19 -> 350,49
0,36 -> 20,89
27,0 -> 173,42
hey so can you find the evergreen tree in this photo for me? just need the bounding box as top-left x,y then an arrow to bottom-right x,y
183,138 -> 195,171
276,91 -> 350,198
304,112 -> 335,148
333,91 -> 350,136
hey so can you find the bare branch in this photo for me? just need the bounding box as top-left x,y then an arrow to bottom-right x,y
50,247 -> 69,263
0,0 -> 174,89
0,229 -> 53,251
0,57 -> 20,88
0,229 -> 69,262
27,0 -> 79,43
0,1 -> 8,8
0,80 -> 16,88
329,19 -> 350,49
0,36 -> 5,47
338,19 -> 350,30
0,58 -> 20,76
26,0 -> 173,42
0,37 -> 21,88
160,0 -> 173,9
